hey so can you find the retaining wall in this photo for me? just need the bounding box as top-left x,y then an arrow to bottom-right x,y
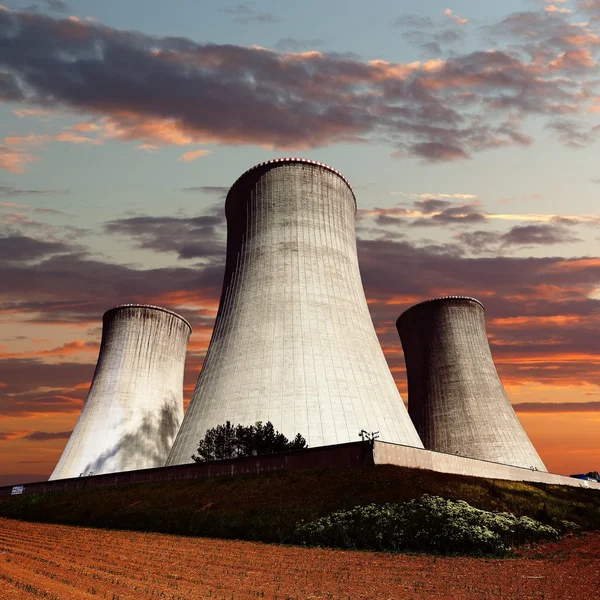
1,440 -> 597,497
373,441 -> 599,489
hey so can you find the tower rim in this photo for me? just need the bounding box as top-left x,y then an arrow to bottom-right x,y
103,304 -> 192,332
226,157 -> 357,208
397,296 -> 485,324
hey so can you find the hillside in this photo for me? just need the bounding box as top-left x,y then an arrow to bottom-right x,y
1,465 -> 599,544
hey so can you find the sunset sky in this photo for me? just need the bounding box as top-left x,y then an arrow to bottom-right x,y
1,0 -> 600,483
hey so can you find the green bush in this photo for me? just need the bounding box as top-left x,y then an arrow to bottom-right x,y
292,494 -> 560,556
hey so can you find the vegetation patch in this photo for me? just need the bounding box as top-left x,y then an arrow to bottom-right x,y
293,494 -> 567,556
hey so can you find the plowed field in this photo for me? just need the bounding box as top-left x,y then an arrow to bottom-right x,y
0,517 -> 598,599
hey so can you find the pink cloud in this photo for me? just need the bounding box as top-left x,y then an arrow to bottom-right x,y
545,5 -> 573,14
0,146 -> 36,173
178,149 -> 211,162
549,49 -> 596,70
443,8 -> 468,25
5,132 -> 101,146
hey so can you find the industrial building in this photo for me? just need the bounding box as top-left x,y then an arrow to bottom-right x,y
167,158 -> 423,465
49,305 -> 191,480
397,296 -> 547,471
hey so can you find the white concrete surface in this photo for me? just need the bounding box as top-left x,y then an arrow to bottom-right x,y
373,441 -> 598,489
167,159 -> 423,465
49,305 -> 191,480
398,297 -> 547,471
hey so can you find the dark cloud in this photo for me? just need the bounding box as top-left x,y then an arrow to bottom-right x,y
458,223 -> 582,253
410,142 -> 469,162
23,430 -> 71,440
219,4 -> 278,24
25,0 -> 70,13
392,14 -> 434,29
546,120 -> 599,149
0,234 -> 71,262
502,223 -> 581,246
0,430 -> 71,441
104,209 -> 226,262
0,184 -> 63,197
513,402 -> 600,413
0,8 -> 596,163
0,70 -> 24,101
411,204 -> 486,227
273,38 -> 325,52
180,186 -> 229,197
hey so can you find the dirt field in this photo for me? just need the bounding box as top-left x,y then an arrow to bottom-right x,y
0,517 -> 598,599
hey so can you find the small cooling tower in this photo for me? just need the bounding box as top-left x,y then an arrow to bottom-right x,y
397,296 -> 546,470
49,305 -> 191,480
167,158 -> 423,465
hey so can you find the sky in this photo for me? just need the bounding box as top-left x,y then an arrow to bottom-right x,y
1,0 -> 599,483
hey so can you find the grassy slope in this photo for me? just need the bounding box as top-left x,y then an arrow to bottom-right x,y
0,465 -> 598,543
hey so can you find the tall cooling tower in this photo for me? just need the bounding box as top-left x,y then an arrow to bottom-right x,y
167,158 -> 423,465
397,296 -> 546,470
49,305 -> 191,480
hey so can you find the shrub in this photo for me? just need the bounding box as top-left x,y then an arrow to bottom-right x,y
292,494 -> 559,556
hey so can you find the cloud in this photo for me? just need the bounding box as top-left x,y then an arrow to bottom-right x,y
0,8 -> 598,162
0,146 -> 36,173
219,4 -> 278,24
178,149 -> 211,162
104,210 -> 226,262
273,38 -> 325,52
458,223 -> 581,253
546,120 -> 599,148
443,8 -> 468,25
393,14 -> 434,29
513,401 -> 600,412
0,234 -> 71,262
545,5 -> 573,14
181,186 -> 229,196
0,184 -> 63,197
24,0 -> 70,14
501,223 -> 582,246
0,339 -> 99,359
5,132 -> 102,147
0,429 -> 71,441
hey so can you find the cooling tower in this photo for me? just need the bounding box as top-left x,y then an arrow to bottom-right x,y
49,305 -> 191,480
167,158 -> 423,465
397,296 -> 546,471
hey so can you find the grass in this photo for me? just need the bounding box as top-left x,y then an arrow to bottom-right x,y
0,465 -> 598,545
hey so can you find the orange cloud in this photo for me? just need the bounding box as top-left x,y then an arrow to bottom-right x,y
179,149 -> 211,162
0,146 -> 36,173
443,8 -> 468,24
549,49 -> 596,70
69,122 -> 101,133
102,116 -> 194,146
545,5 -> 572,13
5,132 -> 101,146
0,340 -> 99,360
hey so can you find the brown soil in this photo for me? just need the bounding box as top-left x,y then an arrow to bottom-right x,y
0,517 -> 598,599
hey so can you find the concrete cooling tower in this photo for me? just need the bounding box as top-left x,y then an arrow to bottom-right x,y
397,296 -> 546,471
167,158 -> 423,465
49,305 -> 191,480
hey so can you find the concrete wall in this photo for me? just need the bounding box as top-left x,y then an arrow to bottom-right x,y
373,441 -> 598,489
3,440 -> 597,498
168,158 -> 423,465
50,305 -> 191,480
1,442 -> 374,497
397,297 -> 546,471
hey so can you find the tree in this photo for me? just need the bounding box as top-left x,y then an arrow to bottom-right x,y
192,421 -> 307,462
